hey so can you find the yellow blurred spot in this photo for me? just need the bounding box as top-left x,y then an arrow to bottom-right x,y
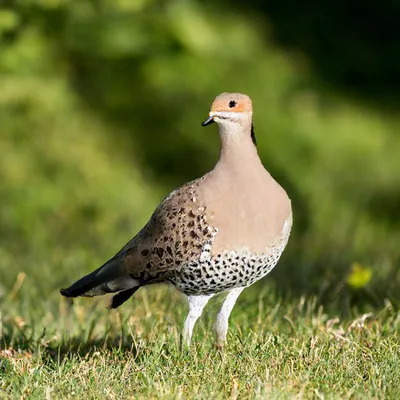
347,262 -> 372,289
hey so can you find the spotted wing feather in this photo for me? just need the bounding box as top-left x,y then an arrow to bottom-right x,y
121,178 -> 217,282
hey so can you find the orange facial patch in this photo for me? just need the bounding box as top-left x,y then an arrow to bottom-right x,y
210,92 -> 253,113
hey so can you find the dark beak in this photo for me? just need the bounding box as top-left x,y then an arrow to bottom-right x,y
201,116 -> 215,126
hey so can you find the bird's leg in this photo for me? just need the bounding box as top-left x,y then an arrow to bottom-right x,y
183,294 -> 214,346
214,287 -> 244,347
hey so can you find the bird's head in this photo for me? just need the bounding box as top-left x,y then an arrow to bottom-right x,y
202,93 -> 253,128
202,92 -> 256,146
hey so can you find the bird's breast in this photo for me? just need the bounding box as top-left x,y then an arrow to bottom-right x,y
201,172 -> 292,255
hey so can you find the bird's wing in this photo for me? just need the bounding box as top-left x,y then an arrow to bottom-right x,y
121,177 -> 217,281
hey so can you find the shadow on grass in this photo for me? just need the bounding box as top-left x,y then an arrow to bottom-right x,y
0,323 -> 184,368
0,306 -> 186,365
1,325 -> 132,359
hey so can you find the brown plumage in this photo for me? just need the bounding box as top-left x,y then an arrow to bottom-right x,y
60,93 -> 292,346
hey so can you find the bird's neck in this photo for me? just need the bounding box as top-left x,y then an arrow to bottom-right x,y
216,121 -> 260,171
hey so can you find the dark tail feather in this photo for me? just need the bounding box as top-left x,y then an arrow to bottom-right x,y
108,286 -> 140,309
60,265 -> 109,298
60,255 -> 138,298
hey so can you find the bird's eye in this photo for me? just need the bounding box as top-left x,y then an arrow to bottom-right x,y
229,100 -> 237,108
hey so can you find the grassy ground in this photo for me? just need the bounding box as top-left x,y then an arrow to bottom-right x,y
1,280 -> 399,399
1,2 -> 400,398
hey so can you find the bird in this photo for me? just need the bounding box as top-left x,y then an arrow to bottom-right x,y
60,92 -> 292,347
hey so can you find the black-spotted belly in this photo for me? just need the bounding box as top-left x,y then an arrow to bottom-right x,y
174,248 -> 284,295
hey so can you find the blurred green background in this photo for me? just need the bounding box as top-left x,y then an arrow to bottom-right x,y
1,0 -> 399,310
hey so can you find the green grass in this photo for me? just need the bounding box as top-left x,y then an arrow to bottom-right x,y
1,1 -> 400,398
1,282 -> 399,399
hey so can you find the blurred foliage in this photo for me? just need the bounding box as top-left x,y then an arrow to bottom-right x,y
249,0 -> 400,107
0,0 -> 399,308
